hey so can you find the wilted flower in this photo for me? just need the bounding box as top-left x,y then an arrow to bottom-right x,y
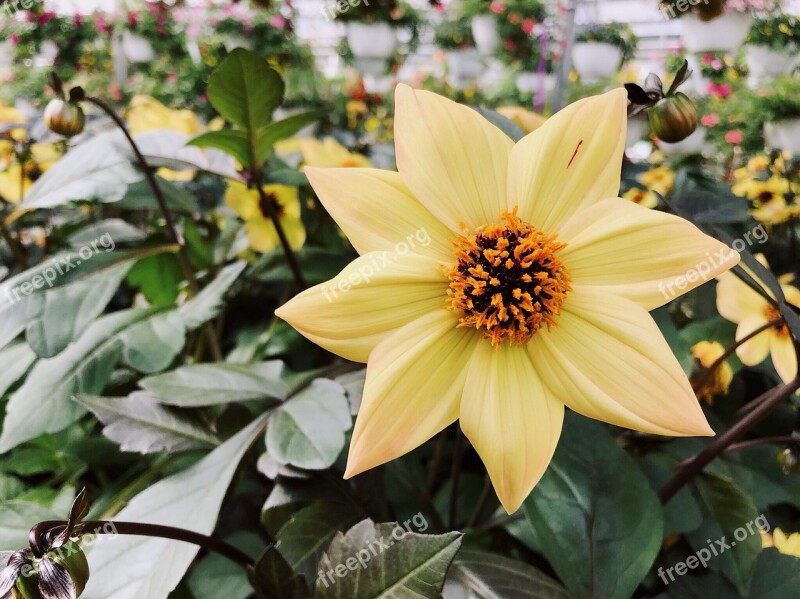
690,340 -> 733,404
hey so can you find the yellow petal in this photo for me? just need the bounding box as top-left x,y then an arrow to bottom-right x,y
344,309 -> 477,477
770,333 -> 797,384
275,252 -> 448,362
558,198 -> 738,310
460,342 -> 563,514
530,285 -> 713,436
394,84 -> 513,231
508,88 -> 627,232
245,219 -> 280,252
734,317 -> 772,366
224,180 -> 261,221
305,167 -> 454,262
716,271 -> 770,323
264,184 -> 301,219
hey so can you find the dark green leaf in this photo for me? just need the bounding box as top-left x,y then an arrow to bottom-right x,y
188,130 -> 251,168
249,545 -> 309,599
255,110 -> 326,165
473,108 -> 525,142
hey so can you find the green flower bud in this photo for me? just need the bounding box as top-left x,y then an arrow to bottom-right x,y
43,99 -> 85,138
648,92 -> 698,144
12,542 -> 89,599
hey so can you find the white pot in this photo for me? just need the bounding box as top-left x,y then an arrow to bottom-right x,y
515,72 -> 555,103
346,22 -> 397,60
745,45 -> 799,86
572,42 -> 622,82
660,127 -> 707,155
626,115 -> 647,149
764,119 -> 800,154
445,48 -> 483,90
223,35 -> 255,52
680,12 -> 752,53
33,40 -> 59,66
122,31 -> 156,63
0,40 -> 14,67
352,57 -> 390,78
471,15 -> 500,57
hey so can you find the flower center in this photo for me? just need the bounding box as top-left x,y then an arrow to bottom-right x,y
446,209 -> 571,347
259,192 -> 284,219
765,305 -> 789,337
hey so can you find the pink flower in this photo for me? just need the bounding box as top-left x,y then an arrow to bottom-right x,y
95,14 -> 110,33
702,54 -> 714,64
725,129 -> 744,144
706,83 -> 731,98
490,1 -> 506,14
521,19 -> 535,34
271,15 -> 287,28
711,58 -> 723,70
187,24 -> 200,37
701,113 -> 720,127
9,34 -> 19,45
167,74 -> 178,84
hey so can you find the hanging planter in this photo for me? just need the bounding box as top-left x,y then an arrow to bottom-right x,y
223,35 -> 255,53
346,22 -> 397,60
745,45 -> 798,85
680,12 -> 752,53
572,42 -> 622,82
121,30 -> 156,63
446,49 -> 484,90
471,15 -> 500,56
764,119 -> 800,154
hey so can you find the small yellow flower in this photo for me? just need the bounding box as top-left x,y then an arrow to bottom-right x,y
638,165 -> 675,196
762,528 -> 800,557
276,86 -> 735,513
496,106 -> 547,134
716,255 -> 800,384
622,187 -> 659,208
298,137 -> 373,169
126,95 -> 203,137
690,341 -> 733,405
224,180 -> 305,253
0,143 -> 60,204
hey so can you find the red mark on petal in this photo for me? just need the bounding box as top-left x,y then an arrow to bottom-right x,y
567,140 -> 584,168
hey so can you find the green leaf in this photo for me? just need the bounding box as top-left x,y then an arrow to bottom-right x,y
74,391 -> 219,454
523,413 -> 664,599
82,414 -> 267,599
188,532 -> 264,599
249,545 -> 310,599
126,253 -> 183,307
638,452 -> 703,535
120,310 -> 186,373
473,107 -> 526,142
275,502 -> 363,584
447,549 -> 570,599
20,130 -> 141,209
266,379 -> 351,470
207,49 -> 284,133
315,519 -> 462,598
179,261 -> 246,330
749,549 -> 800,598
255,110 -> 326,165
0,501 -> 60,550
189,130 -> 251,168
140,361 -> 291,407
118,177 -> 199,213
0,342 -> 36,397
686,474 -> 761,595
134,130 -> 239,180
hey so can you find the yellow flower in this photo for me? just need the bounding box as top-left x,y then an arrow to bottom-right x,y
496,106 -> 547,134
716,255 -> 800,384
638,165 -> 675,196
690,340 -> 733,405
126,95 -> 203,137
762,528 -> 800,557
275,86 -> 735,513
0,104 -> 25,126
750,197 -> 800,226
0,143 -> 60,204
622,187 -> 659,208
298,137 -> 373,169
224,180 -> 305,253
0,164 -> 33,205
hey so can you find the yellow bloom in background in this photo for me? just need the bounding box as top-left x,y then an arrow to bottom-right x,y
716,255 -> 800,384
0,143 -> 60,204
496,106 -> 547,134
224,180 -> 305,253
298,137 -> 373,169
0,164 -> 32,205
622,187 -> 659,208
126,95 -> 203,137
638,165 -> 675,196
762,528 -> 800,557
750,197 -> 800,226
690,340 -> 733,405
276,86 -> 736,513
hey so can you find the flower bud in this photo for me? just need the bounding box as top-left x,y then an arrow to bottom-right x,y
13,541 -> 89,599
778,447 -> 800,475
43,99 -> 85,137
648,92 -> 698,144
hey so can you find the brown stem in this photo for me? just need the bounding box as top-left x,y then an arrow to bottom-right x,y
692,317 -> 783,393
253,182 -> 307,291
85,95 -> 223,361
659,378 -> 800,504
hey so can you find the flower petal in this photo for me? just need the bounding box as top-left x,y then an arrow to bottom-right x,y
275,252 -> 448,362
224,180 -> 260,221
460,342 -> 563,514
305,167 -> 454,262
344,309 -> 477,477
245,215 -> 305,252
735,317 -> 772,366
770,334 -> 797,384
394,84 -> 513,231
530,285 -> 713,436
508,88 -> 627,231
716,271 -> 770,323
557,198 -> 738,310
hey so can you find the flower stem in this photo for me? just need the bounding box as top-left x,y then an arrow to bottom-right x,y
659,378 -> 800,504
84,95 -> 223,361
30,519 -> 254,571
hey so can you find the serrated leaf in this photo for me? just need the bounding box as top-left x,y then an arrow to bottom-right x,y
75,391 -> 218,454
140,361 -> 290,407
523,412 -> 664,599
447,549 -> 569,599
179,261 -> 246,330
315,519 -> 462,599
188,130 -> 251,168
266,379 -> 351,470
82,414 -> 267,599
